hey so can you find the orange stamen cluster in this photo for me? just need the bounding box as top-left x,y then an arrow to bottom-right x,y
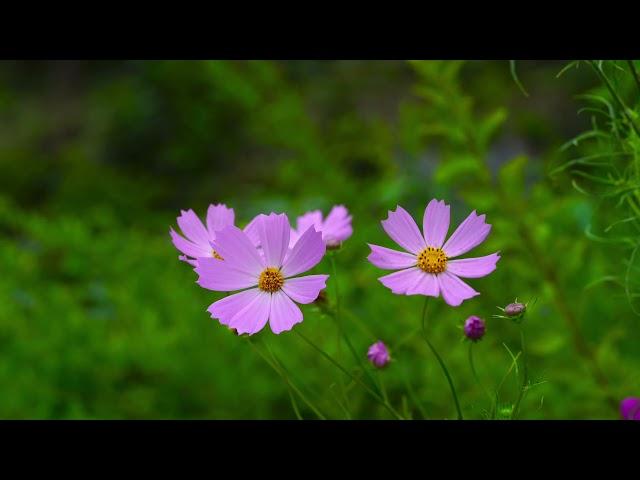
417,247 -> 447,274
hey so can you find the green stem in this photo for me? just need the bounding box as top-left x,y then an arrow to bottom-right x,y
511,324 -> 529,419
286,388 -> 303,420
468,342 -> 492,402
328,255 -> 351,418
491,348 -> 521,419
627,60 -> 640,97
247,337 -> 326,420
402,370 -> 429,419
330,255 -> 340,317
420,298 -> 463,420
327,256 -> 382,397
590,60 -> 640,139
295,330 -> 404,420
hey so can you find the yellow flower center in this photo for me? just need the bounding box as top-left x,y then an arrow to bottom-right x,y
211,249 -> 223,260
258,267 -> 284,293
417,247 -> 447,274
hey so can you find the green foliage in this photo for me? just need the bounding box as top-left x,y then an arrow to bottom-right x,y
0,60 -> 638,419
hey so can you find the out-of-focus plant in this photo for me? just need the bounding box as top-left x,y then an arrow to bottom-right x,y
552,60 -> 640,316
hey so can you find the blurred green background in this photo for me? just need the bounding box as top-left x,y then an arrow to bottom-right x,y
1,60 -> 638,419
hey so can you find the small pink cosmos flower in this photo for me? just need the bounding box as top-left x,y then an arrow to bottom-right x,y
367,199 -> 500,307
169,204 -> 236,266
196,213 -> 329,335
289,205 -> 353,248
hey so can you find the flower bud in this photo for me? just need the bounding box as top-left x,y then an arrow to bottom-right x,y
504,302 -> 526,317
464,316 -> 486,342
367,341 -> 391,368
620,397 -> 640,420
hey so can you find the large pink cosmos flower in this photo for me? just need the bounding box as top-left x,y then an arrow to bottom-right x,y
170,204 -> 236,266
196,213 -> 329,335
289,205 -> 353,248
367,199 -> 500,307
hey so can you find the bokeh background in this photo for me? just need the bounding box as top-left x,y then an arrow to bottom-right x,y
1,60 -> 638,419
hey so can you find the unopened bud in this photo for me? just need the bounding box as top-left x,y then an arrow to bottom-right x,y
367,341 -> 391,368
504,302 -> 526,317
464,316 -> 486,342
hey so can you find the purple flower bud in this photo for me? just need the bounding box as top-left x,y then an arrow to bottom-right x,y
504,302 -> 526,317
620,397 -> 640,420
464,316 -> 486,341
367,341 -> 391,368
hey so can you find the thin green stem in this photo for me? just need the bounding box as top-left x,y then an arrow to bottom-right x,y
590,60 -> 640,138
402,370 -> 429,419
420,298 -> 463,420
326,256 -> 382,397
330,255 -> 340,317
627,60 -> 640,97
295,330 -> 404,419
468,342 -> 492,402
511,324 -> 529,419
491,348 -> 521,419
247,337 -> 326,420
328,255 -> 351,418
286,388 -> 303,420
377,370 -> 390,405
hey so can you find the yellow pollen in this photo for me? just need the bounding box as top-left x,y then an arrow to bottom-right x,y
417,247 -> 447,274
211,249 -> 223,260
258,267 -> 284,293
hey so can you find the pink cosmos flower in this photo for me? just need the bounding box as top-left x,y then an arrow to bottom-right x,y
289,205 -> 353,248
169,204 -> 236,266
196,213 -> 329,335
367,199 -> 500,307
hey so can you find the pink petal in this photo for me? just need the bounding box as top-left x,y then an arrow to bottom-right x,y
406,272 -> 440,296
211,225 -> 265,276
446,252 -> 500,278
196,257 -> 258,291
378,267 -> 424,295
381,206 -> 426,255
257,213 -> 291,267
227,290 -> 271,335
367,244 -> 417,270
436,271 -> 479,307
208,288 -> 263,326
206,203 -> 235,237
178,255 -> 198,267
281,275 -> 329,304
170,227 -> 210,258
322,205 -> 353,244
423,199 -> 450,248
177,209 -> 211,247
281,226 -> 326,278
269,291 -> 303,334
296,210 -> 323,236
243,214 -> 264,247
442,210 -> 492,258
291,210 -> 323,247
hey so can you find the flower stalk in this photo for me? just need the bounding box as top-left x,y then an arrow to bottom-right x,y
420,298 -> 463,420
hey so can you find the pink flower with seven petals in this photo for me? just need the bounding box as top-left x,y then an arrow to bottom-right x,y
196,213 -> 329,335
367,199 -> 500,307
289,205 -> 353,248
